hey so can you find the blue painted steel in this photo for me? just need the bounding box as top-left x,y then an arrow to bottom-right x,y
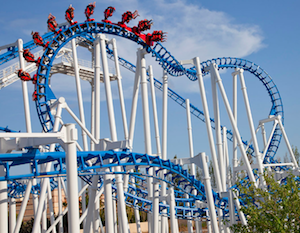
0,32 -> 54,66
0,149 -> 229,219
34,22 -> 282,162
0,126 -> 19,132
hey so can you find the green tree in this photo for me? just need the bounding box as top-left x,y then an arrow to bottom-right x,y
231,173 -> 300,233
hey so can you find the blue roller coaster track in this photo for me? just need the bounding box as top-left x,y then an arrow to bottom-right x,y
0,149 -> 228,219
28,21 -> 282,163
0,20 -> 284,219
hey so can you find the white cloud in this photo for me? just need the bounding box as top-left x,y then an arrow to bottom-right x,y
98,0 -> 265,95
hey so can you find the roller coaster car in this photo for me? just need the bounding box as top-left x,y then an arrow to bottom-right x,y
23,49 -> 35,63
118,10 -> 139,26
47,14 -> 58,33
132,19 -> 153,35
103,6 -> 115,23
32,90 -> 37,101
146,30 -> 167,46
65,5 -> 77,25
16,69 -> 32,82
85,2 -> 96,21
32,74 -> 37,84
36,57 -> 41,67
31,32 -> 45,47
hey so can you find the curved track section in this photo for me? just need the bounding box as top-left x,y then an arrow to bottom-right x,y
34,21 -> 283,162
0,150 -> 228,219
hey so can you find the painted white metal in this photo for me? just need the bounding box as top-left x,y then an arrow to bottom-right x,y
0,166 -> 8,233
277,116 -> 298,167
94,35 -> 101,142
232,70 -> 238,170
161,69 -> 169,233
168,187 -> 179,233
47,181 -> 57,233
152,179 -> 160,233
100,34 -> 129,233
149,65 -> 162,158
17,39 -> 32,133
47,184 -> 90,233
9,197 -> 16,233
65,124 -> 80,233
13,180 -> 32,233
139,48 -> 154,233
185,99 -> 197,233
71,38 -> 88,151
237,69 -> 264,176
199,153 -> 220,233
84,176 -> 99,233
128,49 -> 141,148
90,84 -> 95,150
194,57 -> 223,193
110,38 -> 129,140
261,123 -> 267,148
210,68 -> 226,192
58,177 -> 64,233
210,63 -> 256,185
232,192 -> 247,225
42,196 -> 48,233
31,179 -> 50,232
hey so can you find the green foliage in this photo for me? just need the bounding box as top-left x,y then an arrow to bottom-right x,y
19,218 -> 34,233
231,173 -> 300,233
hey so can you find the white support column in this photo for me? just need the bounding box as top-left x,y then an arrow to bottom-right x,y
232,192 -> 247,225
185,99 -> 197,233
71,38 -> 88,151
232,70 -> 238,173
161,69 -> 169,233
162,69 -> 168,162
128,50 -> 141,148
93,191 -> 100,233
194,58 -> 223,191
131,175 -> 142,233
210,63 -> 256,185
58,177 -> 64,233
152,179 -> 160,233
261,120 -> 278,160
210,70 -> 225,192
90,84 -> 95,151
84,176 -> 99,233
277,116 -> 298,167
94,35 -> 101,142
0,165 -> 8,233
17,39 -> 32,133
228,190 -> 236,226
199,152 -> 220,233
42,196 -> 48,233
65,124 -> 80,233
149,65 -> 162,157
47,180 -> 57,233
111,38 -> 129,140
149,65 -> 162,233
222,127 -> 230,187
14,180 -> 32,233
237,69 -> 264,176
184,193 -> 194,233
100,34 -> 129,233
9,197 -> 16,233
139,48 -> 153,233
261,123 -> 267,149
168,187 -> 179,233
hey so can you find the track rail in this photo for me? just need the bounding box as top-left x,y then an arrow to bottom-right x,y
32,21 -> 283,162
0,149 -> 228,218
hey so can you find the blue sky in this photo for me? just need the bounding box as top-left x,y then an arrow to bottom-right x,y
0,0 -> 299,165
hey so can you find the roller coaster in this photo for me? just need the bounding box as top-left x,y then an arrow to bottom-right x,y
0,3 -> 298,233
